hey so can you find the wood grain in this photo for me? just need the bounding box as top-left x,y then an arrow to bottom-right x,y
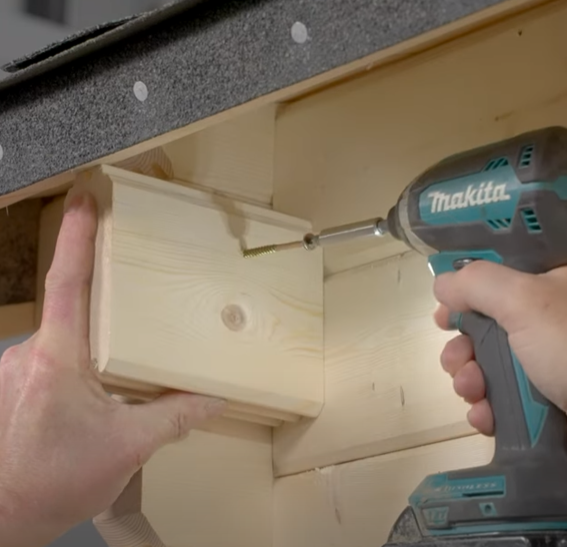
273,0 -> 567,276
114,148 -> 174,182
273,252 -> 472,476
143,418 -> 273,547
164,106 -> 276,206
71,165 -> 324,423
274,435 -> 494,547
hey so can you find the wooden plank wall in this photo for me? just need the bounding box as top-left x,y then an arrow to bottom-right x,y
144,418 -> 273,547
271,0 -> 566,545
273,435 -> 494,547
163,106 -> 277,207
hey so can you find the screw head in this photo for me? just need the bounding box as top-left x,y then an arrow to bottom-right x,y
291,21 -> 308,44
133,81 -> 148,102
0,145 -> 4,162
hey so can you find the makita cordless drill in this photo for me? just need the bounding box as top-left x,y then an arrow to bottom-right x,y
244,126 -> 567,545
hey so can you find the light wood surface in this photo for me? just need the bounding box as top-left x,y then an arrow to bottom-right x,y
273,0 -> 567,276
0,302 -> 35,340
274,435 -> 494,547
164,106 -> 276,206
274,252 -> 472,476
71,165 -> 324,423
114,148 -> 174,182
143,418 -> 273,547
0,0 -> 547,211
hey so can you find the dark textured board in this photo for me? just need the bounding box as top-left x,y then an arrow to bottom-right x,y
0,0 -> 509,199
0,199 -> 41,305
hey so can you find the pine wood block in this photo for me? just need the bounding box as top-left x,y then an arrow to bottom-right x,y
70,165 -> 324,424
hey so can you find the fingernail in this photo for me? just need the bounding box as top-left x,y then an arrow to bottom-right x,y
64,191 -> 85,213
205,398 -> 227,417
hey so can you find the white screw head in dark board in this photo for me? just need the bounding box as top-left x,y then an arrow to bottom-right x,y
133,81 -> 149,102
0,145 -> 3,162
291,22 -> 308,44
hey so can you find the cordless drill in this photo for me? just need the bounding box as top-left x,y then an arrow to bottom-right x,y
244,126 -> 567,545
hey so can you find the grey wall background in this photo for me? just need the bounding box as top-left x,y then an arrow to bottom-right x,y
0,0 -> 169,73
0,2 -> 172,546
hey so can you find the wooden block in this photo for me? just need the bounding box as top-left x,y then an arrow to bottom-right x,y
274,435 -> 494,547
143,418 -> 273,547
273,0 -> 567,276
113,147 -> 174,181
70,165 -> 323,424
273,252 -> 473,476
163,106 -> 276,206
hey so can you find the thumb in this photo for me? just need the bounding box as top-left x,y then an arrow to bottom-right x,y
122,393 -> 227,463
433,260 -> 534,332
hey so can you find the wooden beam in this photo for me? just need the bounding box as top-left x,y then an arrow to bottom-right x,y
0,198 -> 41,306
274,435 -> 494,547
0,302 -> 35,340
144,418 -> 273,547
0,0 -> 550,210
273,252 -> 472,476
163,106 -> 277,207
70,165 -> 323,424
273,0 -> 567,276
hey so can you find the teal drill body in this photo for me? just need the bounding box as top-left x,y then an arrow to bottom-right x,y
383,126 -> 567,547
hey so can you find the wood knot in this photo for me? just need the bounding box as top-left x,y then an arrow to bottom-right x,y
221,304 -> 247,332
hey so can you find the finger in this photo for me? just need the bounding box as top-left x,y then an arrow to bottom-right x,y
433,261 -> 534,331
440,335 -> 474,377
122,393 -> 227,466
41,191 -> 98,343
453,360 -> 485,403
434,304 -> 452,330
467,399 -> 494,436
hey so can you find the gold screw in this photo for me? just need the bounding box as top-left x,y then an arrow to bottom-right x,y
242,245 -> 279,258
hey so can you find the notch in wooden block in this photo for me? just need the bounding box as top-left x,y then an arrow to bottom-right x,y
69,165 -> 324,425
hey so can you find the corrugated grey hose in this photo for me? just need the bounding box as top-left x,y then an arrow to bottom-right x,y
93,469 -> 166,547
